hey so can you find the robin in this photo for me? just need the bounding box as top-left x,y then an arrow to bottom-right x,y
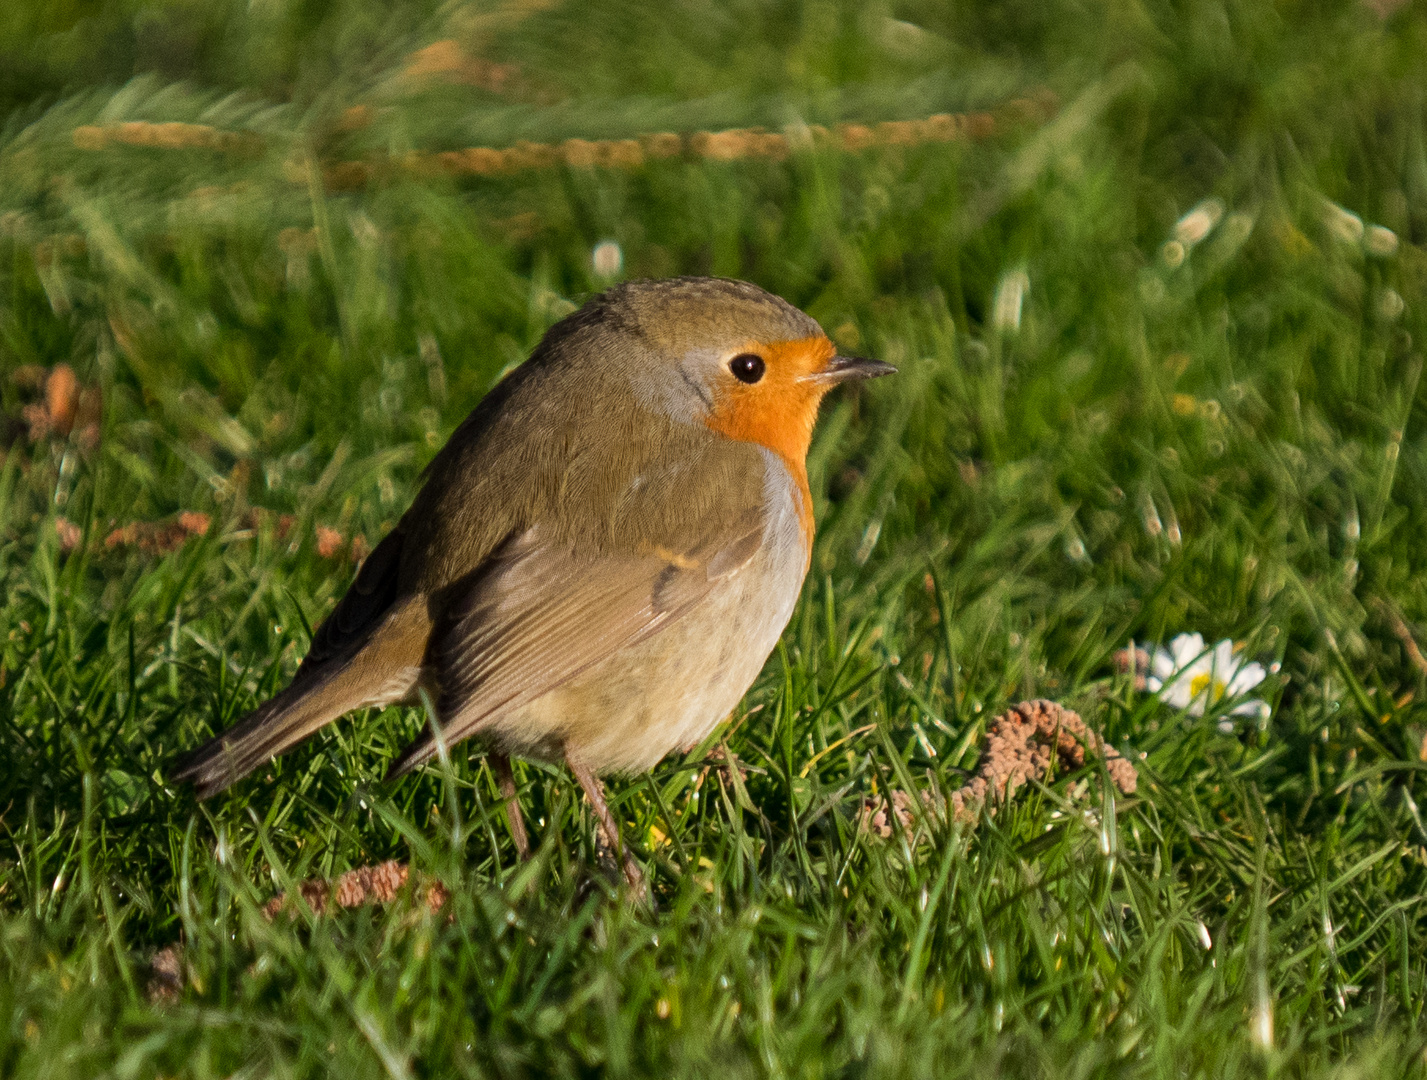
173,276 -> 894,892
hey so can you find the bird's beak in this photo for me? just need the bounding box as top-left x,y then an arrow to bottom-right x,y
805,355 -> 898,384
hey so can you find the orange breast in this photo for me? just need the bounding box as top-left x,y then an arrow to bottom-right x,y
703,336 -> 835,560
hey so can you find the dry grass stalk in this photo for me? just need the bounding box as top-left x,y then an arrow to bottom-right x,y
70,93 -> 1056,193
72,121 -> 262,154
1372,597 -> 1427,679
411,101 -> 1044,183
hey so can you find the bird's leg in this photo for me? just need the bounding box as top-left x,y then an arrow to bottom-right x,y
489,751 -> 530,862
565,755 -> 645,897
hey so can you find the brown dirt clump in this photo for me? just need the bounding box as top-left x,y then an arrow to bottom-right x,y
13,363 -> 102,447
146,862 -> 450,1003
861,787 -> 938,841
314,526 -> 345,558
103,511 -> 210,553
54,518 -> 82,551
261,859 -> 449,920
948,699 -> 1137,821
862,699 -> 1138,840
1113,644 -> 1152,690
145,944 -> 185,1003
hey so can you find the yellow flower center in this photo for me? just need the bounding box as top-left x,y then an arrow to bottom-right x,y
1190,673 -> 1227,704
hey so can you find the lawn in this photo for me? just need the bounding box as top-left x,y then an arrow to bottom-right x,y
3,0 -> 1427,1075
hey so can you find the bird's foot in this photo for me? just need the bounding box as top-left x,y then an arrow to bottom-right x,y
566,755 -> 647,901
489,751 -> 531,861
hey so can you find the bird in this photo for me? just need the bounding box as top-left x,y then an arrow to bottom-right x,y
172,276 -> 894,892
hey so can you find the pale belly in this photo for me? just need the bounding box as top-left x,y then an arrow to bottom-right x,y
478,452 -> 809,774
483,544 -> 801,772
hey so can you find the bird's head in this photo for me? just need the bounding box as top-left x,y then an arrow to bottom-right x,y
578,277 -> 895,471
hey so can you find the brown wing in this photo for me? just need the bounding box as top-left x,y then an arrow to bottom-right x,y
298,525 -> 405,674
384,512 -> 763,778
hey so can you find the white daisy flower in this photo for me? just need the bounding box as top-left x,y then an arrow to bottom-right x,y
1144,633 -> 1270,728
1173,198 -> 1224,247
591,240 -> 623,279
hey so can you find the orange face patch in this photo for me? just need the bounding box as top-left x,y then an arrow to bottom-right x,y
703,335 -> 837,554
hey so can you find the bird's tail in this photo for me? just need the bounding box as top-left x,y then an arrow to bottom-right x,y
171,673 -> 366,799
172,598 -> 431,799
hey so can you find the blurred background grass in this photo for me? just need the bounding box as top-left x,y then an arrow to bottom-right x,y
4,0 -> 1427,1075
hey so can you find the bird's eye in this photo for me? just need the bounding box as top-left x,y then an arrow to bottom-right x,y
728,353 -> 766,384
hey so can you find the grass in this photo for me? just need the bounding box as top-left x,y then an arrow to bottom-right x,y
3,0 -> 1427,1074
